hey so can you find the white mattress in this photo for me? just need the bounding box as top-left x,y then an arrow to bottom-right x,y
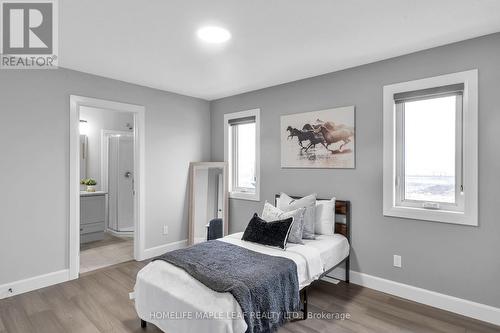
300,233 -> 350,272
134,232 -> 349,333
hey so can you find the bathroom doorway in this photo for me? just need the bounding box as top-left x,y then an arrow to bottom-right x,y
69,96 -> 145,279
79,108 -> 135,273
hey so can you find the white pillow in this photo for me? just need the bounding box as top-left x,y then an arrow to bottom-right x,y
278,193 -> 317,239
315,197 -> 336,235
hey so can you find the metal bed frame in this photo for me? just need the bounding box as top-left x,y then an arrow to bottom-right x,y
273,194 -> 351,320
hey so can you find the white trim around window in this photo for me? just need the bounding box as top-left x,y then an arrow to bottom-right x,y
383,70 -> 478,226
224,109 -> 261,201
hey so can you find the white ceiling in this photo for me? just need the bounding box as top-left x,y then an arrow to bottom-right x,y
60,0 -> 500,100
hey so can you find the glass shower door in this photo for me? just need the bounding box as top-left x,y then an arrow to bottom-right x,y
108,135 -> 134,233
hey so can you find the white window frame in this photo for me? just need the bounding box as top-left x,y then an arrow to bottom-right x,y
394,89 -> 464,212
383,70 -> 478,226
224,109 -> 261,201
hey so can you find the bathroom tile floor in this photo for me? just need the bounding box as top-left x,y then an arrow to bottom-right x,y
80,232 -> 134,273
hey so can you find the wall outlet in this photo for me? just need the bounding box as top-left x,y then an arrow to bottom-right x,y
393,255 -> 402,268
1,287 -> 13,298
163,225 -> 169,235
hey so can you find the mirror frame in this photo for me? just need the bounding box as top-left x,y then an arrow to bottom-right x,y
188,162 -> 229,245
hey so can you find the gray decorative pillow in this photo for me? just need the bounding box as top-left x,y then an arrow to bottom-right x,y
262,201 -> 305,244
278,193 -> 317,239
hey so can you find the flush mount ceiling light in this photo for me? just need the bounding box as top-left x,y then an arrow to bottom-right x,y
197,26 -> 231,44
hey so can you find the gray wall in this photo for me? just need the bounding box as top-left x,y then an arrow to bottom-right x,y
210,33 -> 500,308
0,68 -> 210,285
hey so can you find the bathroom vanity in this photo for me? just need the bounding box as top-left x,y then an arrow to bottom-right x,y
80,191 -> 107,243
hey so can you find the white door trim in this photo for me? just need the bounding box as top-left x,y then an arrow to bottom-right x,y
69,95 -> 146,280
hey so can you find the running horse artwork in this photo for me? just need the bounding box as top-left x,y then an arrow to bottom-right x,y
281,106 -> 355,168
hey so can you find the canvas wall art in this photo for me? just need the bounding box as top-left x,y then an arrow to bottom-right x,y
281,106 -> 355,168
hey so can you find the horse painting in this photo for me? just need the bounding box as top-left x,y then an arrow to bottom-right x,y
314,121 -> 354,153
281,106 -> 355,168
286,126 -> 326,152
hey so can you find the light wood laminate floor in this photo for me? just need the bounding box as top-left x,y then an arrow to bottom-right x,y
80,233 -> 133,273
80,232 -> 129,251
0,260 -> 498,333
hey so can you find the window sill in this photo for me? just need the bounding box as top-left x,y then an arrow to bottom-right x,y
383,205 -> 477,226
229,191 -> 260,202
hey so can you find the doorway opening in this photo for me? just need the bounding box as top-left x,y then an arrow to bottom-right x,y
70,96 -> 145,279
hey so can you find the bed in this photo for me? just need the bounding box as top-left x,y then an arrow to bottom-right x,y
133,195 -> 351,333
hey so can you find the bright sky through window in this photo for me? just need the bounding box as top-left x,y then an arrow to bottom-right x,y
235,123 -> 256,189
404,95 -> 456,203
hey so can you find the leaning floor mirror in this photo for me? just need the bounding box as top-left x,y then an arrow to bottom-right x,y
188,162 -> 229,245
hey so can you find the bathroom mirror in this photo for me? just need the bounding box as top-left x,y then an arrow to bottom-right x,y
188,162 -> 228,245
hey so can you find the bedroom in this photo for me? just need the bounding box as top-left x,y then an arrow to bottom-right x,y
0,1 -> 499,332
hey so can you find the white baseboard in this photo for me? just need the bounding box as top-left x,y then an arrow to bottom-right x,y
0,269 -> 69,300
141,239 -> 188,260
0,239 -> 188,299
2,254 -> 498,328
322,270 -> 500,327
106,228 -> 134,238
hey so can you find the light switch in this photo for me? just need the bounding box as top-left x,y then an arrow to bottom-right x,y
393,255 -> 402,268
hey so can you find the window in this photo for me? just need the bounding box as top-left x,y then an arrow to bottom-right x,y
224,109 -> 260,201
396,85 -> 463,211
383,70 -> 478,226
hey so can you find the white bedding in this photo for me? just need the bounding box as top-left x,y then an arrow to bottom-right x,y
301,233 -> 350,272
134,232 -> 349,333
